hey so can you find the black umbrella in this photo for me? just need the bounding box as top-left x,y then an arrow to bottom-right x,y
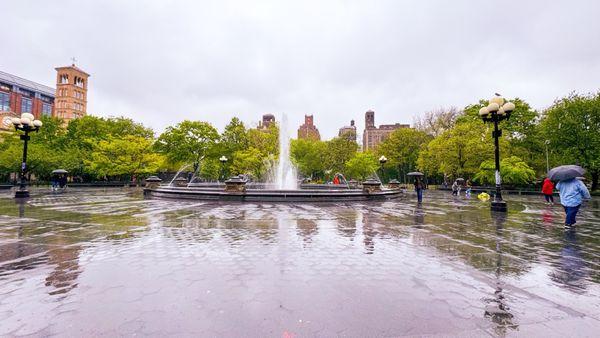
548,165 -> 585,182
51,169 -> 68,174
407,172 -> 424,176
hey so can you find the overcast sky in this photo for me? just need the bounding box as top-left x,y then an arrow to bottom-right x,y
4,0 -> 600,139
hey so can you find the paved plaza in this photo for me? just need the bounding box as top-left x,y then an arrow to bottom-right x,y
1,188 -> 599,337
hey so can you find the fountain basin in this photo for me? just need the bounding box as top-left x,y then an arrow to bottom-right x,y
144,185 -> 402,202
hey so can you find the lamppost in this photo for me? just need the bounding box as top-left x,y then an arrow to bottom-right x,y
11,113 -> 43,198
219,155 -> 228,181
544,140 -> 550,173
379,155 -> 387,183
478,95 -> 515,212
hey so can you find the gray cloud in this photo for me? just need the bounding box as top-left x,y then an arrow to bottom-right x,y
4,0 -> 600,139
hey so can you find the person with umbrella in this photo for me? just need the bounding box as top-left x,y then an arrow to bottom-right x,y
408,172 -> 424,203
452,178 -> 464,196
550,165 -> 591,227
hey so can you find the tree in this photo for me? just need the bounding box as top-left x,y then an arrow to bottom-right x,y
345,152 -> 379,181
221,117 -> 249,155
462,98 -> 542,172
417,119 -> 498,180
414,106 -> 461,137
0,116 -> 69,181
62,116 -> 156,178
473,156 -> 536,186
290,138 -> 327,179
155,120 -> 220,169
247,124 -> 279,158
324,136 -> 358,175
87,136 -> 165,179
199,157 -> 221,181
540,92 -> 600,190
461,98 -> 539,138
231,147 -> 266,180
378,128 -> 431,180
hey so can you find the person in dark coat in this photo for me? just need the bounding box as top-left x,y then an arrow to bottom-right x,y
414,177 -> 424,203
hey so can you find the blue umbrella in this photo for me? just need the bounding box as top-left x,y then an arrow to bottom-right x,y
548,165 -> 585,182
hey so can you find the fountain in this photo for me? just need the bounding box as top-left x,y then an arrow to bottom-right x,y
168,164 -> 191,186
144,114 -> 403,202
274,113 -> 298,190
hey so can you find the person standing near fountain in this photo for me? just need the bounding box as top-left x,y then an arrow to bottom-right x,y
415,177 -> 424,203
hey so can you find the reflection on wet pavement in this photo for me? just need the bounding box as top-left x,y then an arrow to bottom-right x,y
1,188 -> 599,336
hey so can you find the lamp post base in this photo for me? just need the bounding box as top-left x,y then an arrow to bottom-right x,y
14,190 -> 30,198
491,200 -> 507,212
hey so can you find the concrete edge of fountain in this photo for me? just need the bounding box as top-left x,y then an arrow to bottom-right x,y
143,186 -> 404,202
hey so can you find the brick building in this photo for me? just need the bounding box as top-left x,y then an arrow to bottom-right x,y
54,64 -> 89,123
362,110 -> 410,151
257,114 -> 275,130
0,70 -> 55,131
297,115 -> 321,141
0,63 -> 90,130
338,119 -> 357,142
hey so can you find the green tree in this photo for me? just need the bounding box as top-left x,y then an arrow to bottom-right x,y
87,136 -> 165,179
0,116 -> 69,181
378,128 -> 431,180
231,147 -> 266,179
324,136 -> 358,175
473,156 -> 536,185
461,98 -> 539,138
221,117 -> 249,155
540,92 -> 600,190
290,138 -> 327,179
155,120 -> 220,169
462,97 -> 542,172
247,124 -> 279,157
199,157 -> 221,181
417,119 -> 497,179
63,116 -> 156,178
345,152 -> 379,181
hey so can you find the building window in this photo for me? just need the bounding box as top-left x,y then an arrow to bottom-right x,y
0,92 -> 10,111
61,74 -> 69,84
21,98 -> 32,113
42,103 -> 52,116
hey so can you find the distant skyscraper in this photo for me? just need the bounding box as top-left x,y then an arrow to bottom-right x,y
54,63 -> 89,123
362,110 -> 410,150
297,114 -> 321,140
338,119 -> 357,141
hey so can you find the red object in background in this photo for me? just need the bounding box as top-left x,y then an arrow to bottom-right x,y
333,176 -> 340,185
542,178 -> 554,195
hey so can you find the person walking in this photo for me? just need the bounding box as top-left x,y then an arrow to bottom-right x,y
451,180 -> 459,196
414,177 -> 424,203
465,179 -> 472,198
542,177 -> 555,204
556,178 -> 591,227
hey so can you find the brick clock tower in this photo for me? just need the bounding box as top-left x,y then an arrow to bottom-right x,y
54,62 -> 89,123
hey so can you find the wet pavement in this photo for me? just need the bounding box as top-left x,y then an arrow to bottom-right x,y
1,188 -> 599,337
